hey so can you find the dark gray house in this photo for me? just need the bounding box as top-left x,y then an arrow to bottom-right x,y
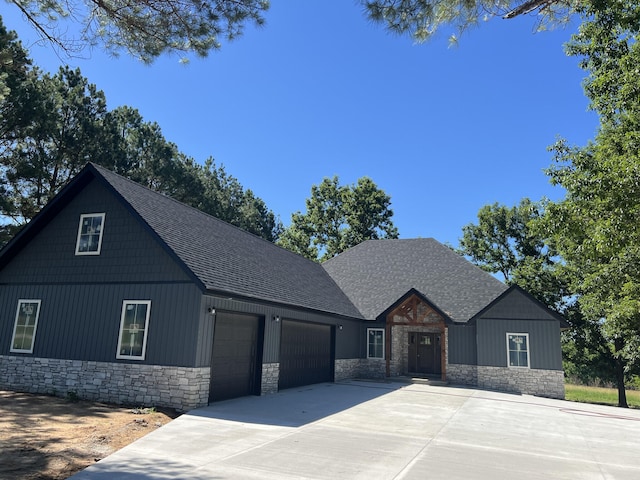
0,164 -> 567,410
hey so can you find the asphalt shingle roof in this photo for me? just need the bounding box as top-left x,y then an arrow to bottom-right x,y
91,164 -> 363,319
322,238 -> 508,322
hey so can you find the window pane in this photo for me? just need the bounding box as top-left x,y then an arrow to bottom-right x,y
77,214 -> 104,253
118,302 -> 149,359
518,351 -> 528,367
12,301 -> 39,352
368,330 -> 384,359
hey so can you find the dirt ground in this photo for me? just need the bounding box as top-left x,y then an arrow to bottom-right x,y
0,390 -> 179,480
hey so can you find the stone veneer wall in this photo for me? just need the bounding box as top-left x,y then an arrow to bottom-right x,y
335,358 -> 386,381
447,363 -> 478,386
447,362 -> 565,399
477,365 -> 565,399
389,325 -> 446,377
0,355 -> 210,411
261,362 -> 279,394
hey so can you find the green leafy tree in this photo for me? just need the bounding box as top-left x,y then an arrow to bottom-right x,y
457,199 -> 620,395
457,199 -> 566,307
278,176 -> 398,262
542,1 -> 640,407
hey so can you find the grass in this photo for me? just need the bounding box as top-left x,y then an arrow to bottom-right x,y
565,384 -> 640,408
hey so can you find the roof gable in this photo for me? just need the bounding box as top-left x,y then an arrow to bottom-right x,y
470,285 -> 569,327
322,238 -> 508,322
2,164 -> 361,319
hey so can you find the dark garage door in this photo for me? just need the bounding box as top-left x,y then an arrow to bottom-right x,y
210,313 -> 263,402
279,320 -> 333,390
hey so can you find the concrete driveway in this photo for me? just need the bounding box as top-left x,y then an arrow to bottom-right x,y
71,380 -> 640,479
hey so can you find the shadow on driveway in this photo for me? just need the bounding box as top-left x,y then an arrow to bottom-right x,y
187,380 -> 404,427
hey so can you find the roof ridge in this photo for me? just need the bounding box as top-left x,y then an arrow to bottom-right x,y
90,162 -> 296,254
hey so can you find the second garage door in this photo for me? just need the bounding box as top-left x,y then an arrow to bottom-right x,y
279,320 -> 333,390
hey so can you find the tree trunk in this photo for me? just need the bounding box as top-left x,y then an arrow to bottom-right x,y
614,338 -> 628,408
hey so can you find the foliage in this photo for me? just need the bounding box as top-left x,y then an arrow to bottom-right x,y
542,0 -> 640,407
0,17 -> 281,247
8,0 -> 270,62
278,176 -> 398,262
363,0 -> 577,43
457,198 -> 566,308
457,198 -> 625,399
6,0 -> 582,62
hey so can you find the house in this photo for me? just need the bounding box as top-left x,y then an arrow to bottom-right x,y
0,164 -> 567,411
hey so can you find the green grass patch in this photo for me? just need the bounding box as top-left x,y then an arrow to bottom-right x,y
565,384 -> 640,408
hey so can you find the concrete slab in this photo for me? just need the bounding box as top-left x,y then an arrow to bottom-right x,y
70,381 -> 640,479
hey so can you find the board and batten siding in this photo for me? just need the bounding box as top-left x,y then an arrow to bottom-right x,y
476,318 -> 563,370
0,283 -> 203,367
0,178 -> 192,285
447,324 -> 477,365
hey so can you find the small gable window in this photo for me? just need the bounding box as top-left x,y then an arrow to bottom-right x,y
10,300 -> 41,354
75,213 -> 105,255
507,333 -> 530,368
117,301 -> 151,360
367,328 -> 385,359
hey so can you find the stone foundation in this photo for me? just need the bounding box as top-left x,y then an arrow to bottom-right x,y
477,365 -> 565,399
261,362 -> 279,394
447,363 -> 478,386
0,355 -> 210,411
334,358 -> 362,381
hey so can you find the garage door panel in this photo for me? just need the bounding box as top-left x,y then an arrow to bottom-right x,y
279,320 -> 333,390
210,313 -> 262,402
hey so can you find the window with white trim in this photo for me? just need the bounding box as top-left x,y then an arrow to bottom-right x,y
10,300 -> 41,353
116,301 -> 151,360
75,213 -> 105,255
506,333 -> 530,368
367,328 -> 385,359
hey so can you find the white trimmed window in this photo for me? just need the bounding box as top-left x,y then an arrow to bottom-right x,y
506,333 -> 530,368
367,328 -> 385,359
117,301 -> 151,360
75,213 -> 105,255
10,300 -> 41,353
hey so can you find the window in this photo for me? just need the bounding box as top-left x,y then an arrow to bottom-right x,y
116,301 -> 151,360
506,333 -> 530,368
10,300 -> 41,353
75,213 -> 105,255
367,328 -> 385,359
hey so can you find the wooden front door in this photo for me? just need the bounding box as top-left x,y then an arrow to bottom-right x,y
408,332 -> 441,375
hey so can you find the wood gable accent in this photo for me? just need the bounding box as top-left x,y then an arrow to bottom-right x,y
384,292 -> 448,379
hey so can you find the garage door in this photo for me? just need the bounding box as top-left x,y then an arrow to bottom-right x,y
210,313 -> 263,402
279,320 -> 333,390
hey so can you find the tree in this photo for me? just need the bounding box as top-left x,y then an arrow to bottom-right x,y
8,1 -> 270,62
457,198 -> 569,308
542,0 -> 640,407
278,176 -> 398,262
7,0 -> 580,62
0,22 -> 281,246
458,199 -> 626,403
1,65 -> 112,228
364,0 -> 577,43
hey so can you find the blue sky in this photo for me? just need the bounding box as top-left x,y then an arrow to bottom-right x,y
4,2 -> 599,246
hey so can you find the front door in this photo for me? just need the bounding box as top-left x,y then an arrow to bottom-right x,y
408,332 -> 441,375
